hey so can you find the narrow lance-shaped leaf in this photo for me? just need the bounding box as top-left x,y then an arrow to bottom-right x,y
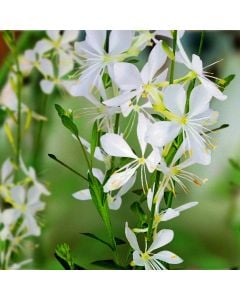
55,104 -> 79,138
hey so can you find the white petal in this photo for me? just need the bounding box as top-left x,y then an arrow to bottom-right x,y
117,173 -> 136,196
137,113 -> 150,154
175,201 -> 198,213
72,189 -> 91,200
120,101 -> 133,117
47,30 -> 60,41
146,148 -> 161,173
176,38 -> 192,68
153,250 -> 183,264
40,80 -> 55,94
163,84 -> 186,116
113,62 -> 142,91
58,51 -> 74,77
199,77 -> 227,101
147,187 -> 154,210
154,68 -> 168,84
1,159 -> 13,183
11,185 -> 25,205
141,41 -> 167,83
85,30 -> 106,54
92,168 -> 104,183
61,30 -> 79,44
125,222 -> 141,251
148,229 -> 174,252
104,167 -> 137,192
101,133 -> 137,159
191,54 -> 203,75
133,250 -> 145,267
27,186 -> 41,205
103,91 -> 137,107
109,30 -> 134,54
161,208 -> 180,221
108,194 -> 122,210
39,58 -> 54,77
189,84 -> 212,117
146,121 -> 180,148
35,39 -> 53,55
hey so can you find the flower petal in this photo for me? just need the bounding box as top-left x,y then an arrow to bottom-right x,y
85,30 -> 106,54
125,222 -> 141,252
146,148 -> 161,173
189,84 -> 212,117
101,133 -> 137,159
35,39 -> 53,55
146,121 -> 180,148
92,168 -> 104,183
61,30 -> 79,44
40,80 -> 55,94
1,158 -> 13,183
199,77 -> 227,101
163,84 -> 186,116
11,185 -> 25,205
137,113 -> 150,154
148,229 -> 174,252
175,201 -> 198,213
113,62 -> 142,91
109,30 -> 134,54
72,189 -> 91,200
103,91 -> 137,107
141,41 -> 167,83
153,250 -> 183,264
47,30 -> 60,41
104,167 -> 138,192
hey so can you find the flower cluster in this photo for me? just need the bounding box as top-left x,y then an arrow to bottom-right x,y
0,30 -> 230,270
56,30 -> 227,269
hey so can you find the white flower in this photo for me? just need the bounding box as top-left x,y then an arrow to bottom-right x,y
0,158 -> 14,200
35,30 -> 79,55
103,41 -> 168,116
70,30 -> 134,97
20,158 -> 50,196
176,38 -> 227,100
146,84 -> 217,153
125,223 -> 183,270
0,208 -> 19,240
73,168 -> 136,210
39,51 -> 74,94
10,185 -> 45,236
101,113 -> 161,192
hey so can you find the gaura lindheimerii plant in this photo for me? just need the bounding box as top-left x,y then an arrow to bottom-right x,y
0,30 -> 233,270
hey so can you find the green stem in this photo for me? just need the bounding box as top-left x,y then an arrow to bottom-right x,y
77,136 -> 91,170
147,171 -> 160,242
169,30 -> 178,84
48,153 -> 88,182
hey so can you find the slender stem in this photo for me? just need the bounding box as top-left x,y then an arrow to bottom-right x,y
76,137 -> 91,171
147,171 -> 160,242
48,154 -> 88,182
33,94 -> 48,169
169,30 -> 178,84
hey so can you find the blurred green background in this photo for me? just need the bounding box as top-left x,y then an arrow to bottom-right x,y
1,31 -> 240,269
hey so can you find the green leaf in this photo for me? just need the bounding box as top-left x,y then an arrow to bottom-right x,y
88,172 -> 116,251
216,74 -> 235,92
130,202 -> 147,223
90,121 -> 99,164
115,237 -> 126,246
91,260 -> 125,270
162,40 -> 174,60
81,232 -> 114,250
55,104 -> 79,138
54,243 -> 85,270
229,159 -> 240,172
